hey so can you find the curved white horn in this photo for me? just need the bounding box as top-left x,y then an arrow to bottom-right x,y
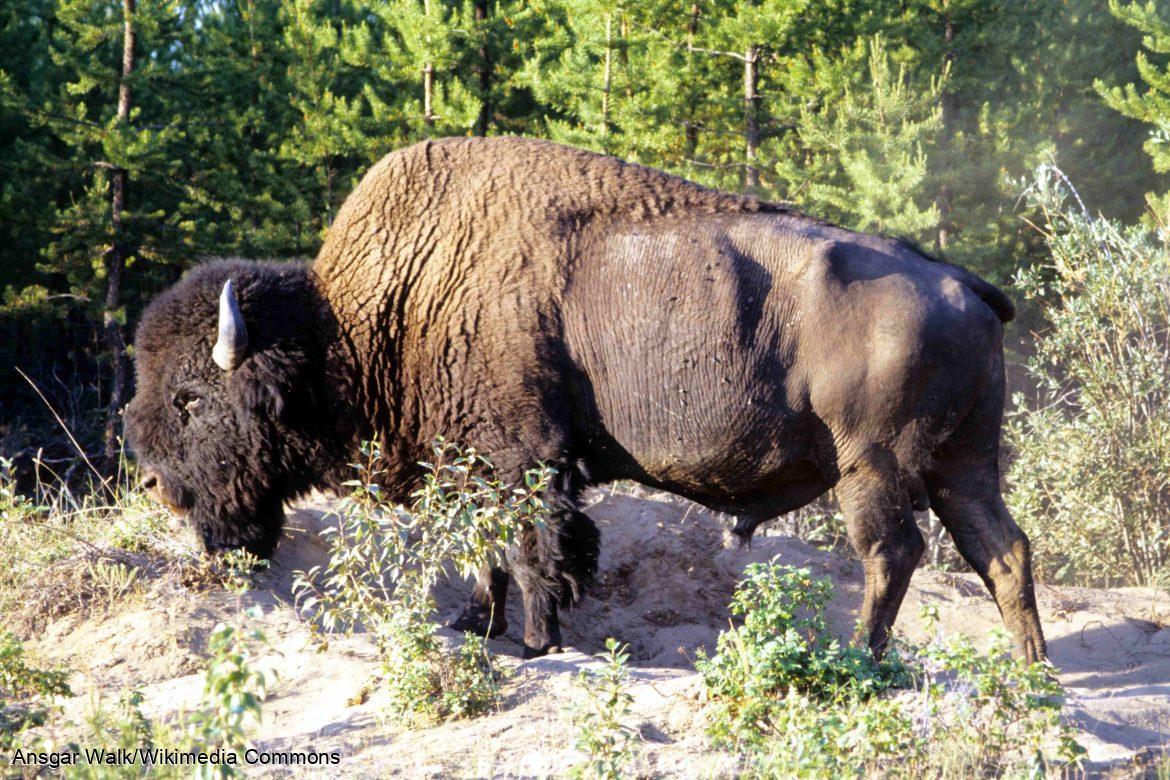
212,279 -> 248,371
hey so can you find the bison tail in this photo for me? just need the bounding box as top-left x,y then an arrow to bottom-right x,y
963,274 -> 1016,323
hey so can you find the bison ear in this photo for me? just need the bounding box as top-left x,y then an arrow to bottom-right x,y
235,377 -> 286,420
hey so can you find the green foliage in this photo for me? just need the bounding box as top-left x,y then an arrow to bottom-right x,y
1097,0 -> 1170,219
66,690 -> 154,779
294,438 -> 554,723
696,560 -> 908,748
1007,166 -> 1170,587
915,606 -> 1081,773
796,36 -> 945,236
178,617 -> 269,779
698,560 -> 1082,777
0,632 -> 71,751
569,638 -> 640,780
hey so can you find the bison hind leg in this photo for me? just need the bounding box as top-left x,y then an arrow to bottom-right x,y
837,450 -> 926,659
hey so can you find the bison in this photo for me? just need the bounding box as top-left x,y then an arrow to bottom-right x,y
124,136 -> 1047,662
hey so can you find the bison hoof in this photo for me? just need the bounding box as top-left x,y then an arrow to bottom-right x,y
449,607 -> 508,639
521,643 -> 563,660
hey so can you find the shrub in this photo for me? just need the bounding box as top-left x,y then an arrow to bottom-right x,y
293,438 -> 554,723
1007,166 -> 1170,587
569,638 -> 640,780
698,559 -> 1082,777
914,605 -> 1083,776
176,616 -> 270,779
0,631 -> 71,752
696,561 -> 908,747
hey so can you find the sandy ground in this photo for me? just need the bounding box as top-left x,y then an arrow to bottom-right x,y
29,487 -> 1170,777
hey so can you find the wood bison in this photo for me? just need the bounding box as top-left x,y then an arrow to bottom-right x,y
124,136 -> 1047,662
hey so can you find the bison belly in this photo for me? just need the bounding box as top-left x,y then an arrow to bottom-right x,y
562,220 -> 821,502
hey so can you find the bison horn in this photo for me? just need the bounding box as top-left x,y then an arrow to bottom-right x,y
212,279 -> 248,371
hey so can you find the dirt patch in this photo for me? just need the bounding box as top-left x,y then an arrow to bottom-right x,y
25,487 -> 1170,776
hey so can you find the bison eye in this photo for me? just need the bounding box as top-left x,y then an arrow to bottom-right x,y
172,390 -> 204,423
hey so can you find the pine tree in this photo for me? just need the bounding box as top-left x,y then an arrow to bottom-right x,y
279,0 -> 376,235
1097,0 -> 1170,221
174,0 -> 309,257
0,0 -> 59,295
366,0 -> 481,137
794,36 -> 945,237
26,0 -> 189,462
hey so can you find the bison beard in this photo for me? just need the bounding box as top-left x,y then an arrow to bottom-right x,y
125,136 -> 1048,663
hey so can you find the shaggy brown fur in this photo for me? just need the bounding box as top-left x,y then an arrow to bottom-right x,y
126,137 -> 1046,662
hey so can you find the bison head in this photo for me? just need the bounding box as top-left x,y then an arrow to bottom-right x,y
125,260 -> 345,558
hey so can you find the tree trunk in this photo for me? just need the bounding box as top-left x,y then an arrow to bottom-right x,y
422,0 -> 435,131
423,62 -> 435,130
473,0 -> 491,136
601,14 -> 613,138
102,0 -> 135,471
936,3 -> 955,250
684,2 -> 700,159
742,44 -> 760,193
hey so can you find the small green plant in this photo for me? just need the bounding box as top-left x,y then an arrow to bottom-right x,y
569,638 -> 640,780
915,605 -> 1084,775
294,438 -> 554,723
83,560 -> 140,612
698,560 -> 1083,777
217,549 -> 269,595
696,560 -> 907,748
0,631 -> 71,751
177,616 -> 270,779
57,690 -> 155,779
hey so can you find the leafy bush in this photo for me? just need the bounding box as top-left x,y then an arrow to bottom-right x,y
569,638 -> 640,780
696,562 -> 908,747
914,606 -> 1083,775
294,438 -> 554,723
176,617 -> 270,779
0,632 -> 71,751
698,559 -> 1082,777
1008,166 -> 1170,587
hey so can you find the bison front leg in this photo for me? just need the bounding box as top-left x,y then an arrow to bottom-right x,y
450,563 -> 510,638
838,457 -> 926,659
511,502 -> 601,659
517,581 -> 563,659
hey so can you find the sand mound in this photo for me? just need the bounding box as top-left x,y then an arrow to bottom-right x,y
26,488 -> 1170,775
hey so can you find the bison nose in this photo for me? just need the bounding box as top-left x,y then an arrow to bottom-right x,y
140,472 -> 158,491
